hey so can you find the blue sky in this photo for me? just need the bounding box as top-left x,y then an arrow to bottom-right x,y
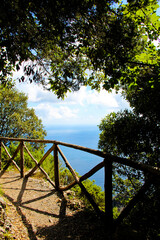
15,80 -> 130,127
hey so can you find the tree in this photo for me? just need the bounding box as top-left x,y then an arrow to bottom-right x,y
0,85 -> 46,140
1,0 -> 160,97
98,61 -> 160,238
98,111 -> 160,238
97,5 -> 160,230
99,110 -> 160,165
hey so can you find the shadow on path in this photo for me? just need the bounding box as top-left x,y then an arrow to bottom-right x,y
2,176 -> 60,240
36,210 -> 105,240
3,193 -> 38,240
0,175 -> 21,184
1,173 -> 105,240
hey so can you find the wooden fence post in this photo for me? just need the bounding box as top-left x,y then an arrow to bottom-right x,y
20,141 -> 24,178
104,158 -> 113,240
54,144 -> 60,190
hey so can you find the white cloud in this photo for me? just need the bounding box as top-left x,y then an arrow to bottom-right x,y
17,82 -> 119,107
34,103 -> 79,125
153,39 -> 160,48
65,86 -> 119,107
85,88 -> 118,107
16,82 -> 59,103
15,80 -> 129,127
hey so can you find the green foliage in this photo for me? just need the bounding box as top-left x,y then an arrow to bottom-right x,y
113,173 -> 142,205
0,187 -> 4,197
60,168 -> 75,185
0,85 -> 46,143
98,110 -> 160,166
125,183 -> 160,239
0,47 -> 14,86
41,153 -> 55,177
98,76 -> 160,238
1,0 -> 160,98
98,23 -> 160,233
113,207 -> 120,219
1,142 -> 45,169
58,167 -> 105,210
2,232 -> 13,240
72,179 -> 105,211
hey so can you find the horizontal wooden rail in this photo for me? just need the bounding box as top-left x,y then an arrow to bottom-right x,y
0,136 -> 105,157
0,136 -> 160,239
1,137 -> 160,177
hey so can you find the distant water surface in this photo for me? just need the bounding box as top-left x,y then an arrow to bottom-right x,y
45,125 -> 104,190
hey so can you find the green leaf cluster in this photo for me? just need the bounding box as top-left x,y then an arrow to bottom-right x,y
97,4 -> 160,231
72,179 -> 105,211
1,0 -> 160,98
98,47 -> 160,240
59,167 -> 105,211
0,84 -> 46,143
1,142 -> 45,169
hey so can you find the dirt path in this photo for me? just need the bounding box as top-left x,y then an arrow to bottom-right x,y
0,171 -> 105,240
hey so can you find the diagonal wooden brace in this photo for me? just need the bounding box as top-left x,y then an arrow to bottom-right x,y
0,143 -> 21,177
57,145 -> 103,217
24,143 -> 55,188
1,142 -> 21,172
25,145 -> 55,178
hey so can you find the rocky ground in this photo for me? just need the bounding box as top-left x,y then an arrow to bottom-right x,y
0,171 -> 105,240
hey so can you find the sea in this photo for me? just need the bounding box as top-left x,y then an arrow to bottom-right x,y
45,125 -> 105,191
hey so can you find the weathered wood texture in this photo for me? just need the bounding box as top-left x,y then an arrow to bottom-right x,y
20,141 -> 24,178
1,142 -> 20,172
104,159 -> 113,239
0,137 -> 160,176
25,145 -> 55,178
0,143 -> 21,177
54,144 -> 60,190
58,145 -> 103,217
0,136 -> 160,237
24,143 -> 55,188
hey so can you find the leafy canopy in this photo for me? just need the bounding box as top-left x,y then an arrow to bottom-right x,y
98,11 -> 160,234
1,0 -> 160,97
98,89 -> 160,237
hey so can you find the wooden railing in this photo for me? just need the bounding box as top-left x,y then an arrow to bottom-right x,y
0,136 -> 160,238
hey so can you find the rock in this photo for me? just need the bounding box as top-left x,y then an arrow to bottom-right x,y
4,219 -> 12,230
65,190 -> 75,196
0,226 -> 5,233
0,196 -> 12,238
0,205 -> 7,226
0,198 -> 6,209
67,199 -> 82,210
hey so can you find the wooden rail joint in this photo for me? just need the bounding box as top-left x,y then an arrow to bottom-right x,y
1,136 -> 160,238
